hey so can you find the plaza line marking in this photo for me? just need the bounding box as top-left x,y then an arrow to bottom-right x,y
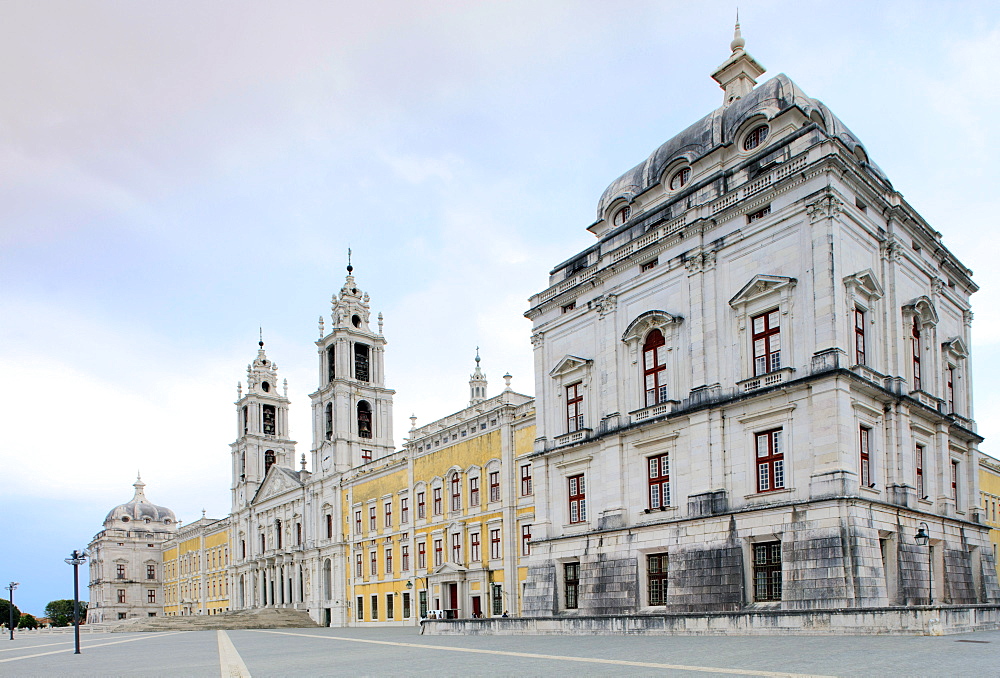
0,639 -> 74,652
0,631 -> 184,663
254,630 -> 836,678
217,630 -> 252,678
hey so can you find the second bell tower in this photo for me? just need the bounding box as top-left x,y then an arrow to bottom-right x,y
310,257 -> 396,475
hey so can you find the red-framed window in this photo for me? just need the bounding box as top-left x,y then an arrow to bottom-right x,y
355,553 -> 363,578
859,426 -> 871,487
361,449 -> 372,462
433,487 -> 442,515
755,429 -> 784,492
946,366 -> 955,413
116,564 -> 125,579
470,477 -> 480,506
916,444 -> 925,498
326,514 -> 333,539
118,589 -> 126,604
912,320 -> 922,391
647,553 -> 668,606
743,125 -> 769,151
370,550 -> 377,576
401,545 -> 410,571
564,563 -> 580,609
355,510 -> 362,535
669,167 -> 690,191
400,498 -> 409,524
417,492 -> 426,519
385,546 -> 393,574
952,460 -> 959,501
451,474 -> 461,511
641,259 -> 657,272
417,542 -> 426,569
471,532 -> 481,562
489,528 -> 501,560
521,524 -> 531,556
568,474 -> 587,523
521,464 -> 533,496
566,382 -> 584,432
752,310 -> 781,376
753,542 -> 782,601
433,539 -> 443,566
643,329 -> 667,407
489,471 -> 500,503
369,506 -> 377,531
452,533 -> 462,563
854,307 -> 866,366
613,205 -> 631,226
648,453 -> 670,508
384,501 -> 392,528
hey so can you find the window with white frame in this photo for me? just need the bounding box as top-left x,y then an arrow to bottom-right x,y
489,471 -> 500,503
568,474 -> 586,523
566,382 -> 584,432
755,429 -> 784,492
648,453 -> 670,508
915,444 -> 926,498
643,330 -> 668,406
752,310 -> 781,376
859,426 -> 872,487
470,476 -> 480,506
520,464 -> 532,496
489,528 -> 501,560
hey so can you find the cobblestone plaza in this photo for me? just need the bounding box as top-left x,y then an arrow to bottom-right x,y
2,627 -> 998,677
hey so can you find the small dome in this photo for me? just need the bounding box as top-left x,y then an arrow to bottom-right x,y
104,475 -> 177,532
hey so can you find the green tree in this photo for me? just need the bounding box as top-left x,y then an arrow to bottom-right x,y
44,599 -> 86,627
0,599 -> 21,630
18,613 -> 38,630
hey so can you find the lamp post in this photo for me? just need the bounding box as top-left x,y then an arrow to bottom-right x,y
4,582 -> 18,641
915,522 -> 932,605
406,578 -> 426,623
64,549 -> 88,654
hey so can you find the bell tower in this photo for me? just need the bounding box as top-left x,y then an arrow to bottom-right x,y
310,254 -> 396,475
469,348 -> 488,406
231,336 -> 297,510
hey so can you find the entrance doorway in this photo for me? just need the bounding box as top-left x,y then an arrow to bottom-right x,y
471,595 -> 482,618
446,583 -> 459,619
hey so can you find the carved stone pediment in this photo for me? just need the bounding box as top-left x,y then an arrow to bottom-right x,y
252,467 -> 302,504
621,310 -> 683,343
729,274 -> 797,308
843,269 -> 884,300
943,336 -> 969,359
548,355 -> 592,378
902,296 -> 939,327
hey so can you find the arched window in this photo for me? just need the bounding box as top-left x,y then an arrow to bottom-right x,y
324,402 -> 333,440
264,450 -> 275,475
743,125 -> 769,151
327,345 -> 336,383
324,559 -> 332,601
643,329 -> 667,407
240,452 -> 246,475
242,406 -> 249,435
669,167 -> 690,190
613,205 -> 631,227
357,401 -> 373,439
912,319 -> 922,391
355,343 -> 370,382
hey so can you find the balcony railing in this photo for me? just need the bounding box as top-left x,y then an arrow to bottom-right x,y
737,367 -> 795,393
553,428 -> 592,447
629,400 -> 680,423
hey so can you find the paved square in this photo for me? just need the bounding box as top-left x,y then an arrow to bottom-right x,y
1,628 -> 998,677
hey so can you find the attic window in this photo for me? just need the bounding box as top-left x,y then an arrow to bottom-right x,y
669,167 -> 690,190
613,205 -> 631,226
855,197 -> 867,212
562,302 -> 576,313
641,259 -> 658,272
747,205 -> 771,224
743,125 -> 769,151
261,381 -> 270,393
352,314 -> 362,328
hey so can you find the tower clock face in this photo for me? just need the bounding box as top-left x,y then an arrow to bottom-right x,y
322,455 -> 332,471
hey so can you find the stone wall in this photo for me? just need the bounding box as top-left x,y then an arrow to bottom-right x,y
667,544 -> 744,612
424,605 -> 1000,637
521,563 -> 556,616
944,549 -> 976,605
579,554 -> 636,615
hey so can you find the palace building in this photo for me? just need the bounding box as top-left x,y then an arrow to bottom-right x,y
521,24 -> 999,615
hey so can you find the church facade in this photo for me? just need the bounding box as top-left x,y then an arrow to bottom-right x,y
521,27 -> 999,615
225,268 -> 535,626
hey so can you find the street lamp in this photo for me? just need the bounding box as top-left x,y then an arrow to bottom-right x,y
915,522 -> 932,605
64,549 -> 88,655
4,582 -> 18,641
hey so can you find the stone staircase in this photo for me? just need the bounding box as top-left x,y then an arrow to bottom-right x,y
108,607 -> 320,633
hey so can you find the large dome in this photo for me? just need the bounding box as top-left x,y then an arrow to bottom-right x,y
103,475 -> 177,532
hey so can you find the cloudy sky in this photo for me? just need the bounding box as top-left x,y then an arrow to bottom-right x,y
3,0 -> 999,615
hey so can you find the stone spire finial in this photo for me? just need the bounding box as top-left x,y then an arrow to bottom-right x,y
319,315 -> 325,339
300,453 -> 307,471
283,378 -> 288,397
202,508 -> 206,519
711,15 -> 765,106
237,381 -> 242,398
347,247 -> 353,274
378,312 -> 384,335
133,473 -> 146,500
731,11 -> 745,52
410,414 -> 417,431
503,372 -> 513,391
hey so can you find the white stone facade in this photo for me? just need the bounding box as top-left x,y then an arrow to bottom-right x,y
522,31 -> 1000,616
87,476 -> 177,623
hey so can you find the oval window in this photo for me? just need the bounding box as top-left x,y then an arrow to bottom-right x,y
743,125 -> 769,151
352,314 -> 362,328
613,205 -> 631,227
121,516 -> 130,522
669,167 -> 691,190
261,381 -> 270,392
